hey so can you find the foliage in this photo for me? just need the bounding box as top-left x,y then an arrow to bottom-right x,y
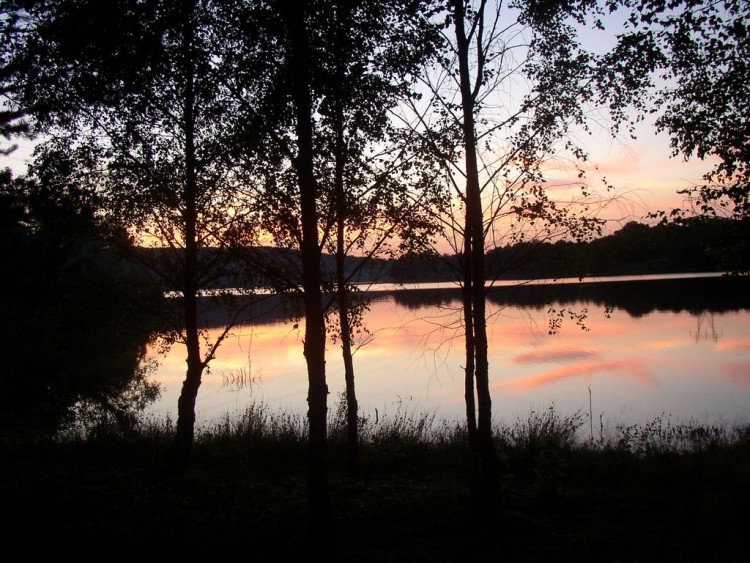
486,216 -> 750,277
0,1 -> 31,154
611,0 -> 750,220
3,0 -> 287,472
18,0 -> 250,249
0,169 -> 162,435
403,0 -> 643,268
8,0 -> 267,326
219,0 -> 447,284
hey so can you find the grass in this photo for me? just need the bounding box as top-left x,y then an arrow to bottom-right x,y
1,403 -> 748,561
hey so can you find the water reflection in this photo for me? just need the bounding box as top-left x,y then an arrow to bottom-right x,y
145,275 -> 750,428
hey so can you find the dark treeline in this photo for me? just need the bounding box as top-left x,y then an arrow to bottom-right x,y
90,214 -> 750,333
390,217 -> 750,283
146,216 -> 749,292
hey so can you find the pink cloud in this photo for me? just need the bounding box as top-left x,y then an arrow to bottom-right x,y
495,358 -> 652,394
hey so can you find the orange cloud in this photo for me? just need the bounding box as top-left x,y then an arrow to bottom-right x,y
716,339 -> 750,353
495,358 -> 652,394
639,338 -> 689,352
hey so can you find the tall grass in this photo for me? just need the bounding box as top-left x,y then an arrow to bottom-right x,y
603,413 -> 750,455
4,398 -> 747,562
495,404 -> 587,451
35,397 -> 749,464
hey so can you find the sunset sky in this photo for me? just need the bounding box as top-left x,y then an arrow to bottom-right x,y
1,118 -> 712,236
559,117 -> 714,228
1,0 -> 726,251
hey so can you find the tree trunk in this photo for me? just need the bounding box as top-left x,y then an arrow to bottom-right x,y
463,216 -> 477,443
332,0 -> 360,481
335,126 -> 360,481
280,0 -> 332,540
166,0 -> 204,478
337,234 -> 360,480
453,0 -> 501,512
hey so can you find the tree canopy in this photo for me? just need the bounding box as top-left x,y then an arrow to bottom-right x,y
611,0 -> 749,219
1,0 -> 747,543
0,168 -> 161,434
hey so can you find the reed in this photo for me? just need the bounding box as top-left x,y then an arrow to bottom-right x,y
2,400 -> 748,561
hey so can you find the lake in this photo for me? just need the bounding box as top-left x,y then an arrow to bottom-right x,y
144,273 -> 750,431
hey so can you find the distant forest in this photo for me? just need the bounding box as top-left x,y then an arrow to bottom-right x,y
138,216 -> 749,291
388,217 -> 750,283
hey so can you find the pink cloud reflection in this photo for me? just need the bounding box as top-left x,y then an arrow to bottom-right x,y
512,348 -> 599,365
496,359 -> 652,394
722,362 -> 750,388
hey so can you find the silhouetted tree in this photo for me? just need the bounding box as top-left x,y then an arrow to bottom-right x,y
315,0 -> 443,481
271,0 -> 333,535
400,0 -> 655,515
613,0 -> 749,221
0,1 -> 30,155
448,0 -> 501,509
607,0 -> 749,272
216,0 -> 444,536
7,0 -> 263,475
0,168 -> 161,435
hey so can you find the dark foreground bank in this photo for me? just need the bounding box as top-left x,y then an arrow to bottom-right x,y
2,406 -> 748,562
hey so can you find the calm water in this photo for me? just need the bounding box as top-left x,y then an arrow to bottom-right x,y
144,274 -> 750,429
